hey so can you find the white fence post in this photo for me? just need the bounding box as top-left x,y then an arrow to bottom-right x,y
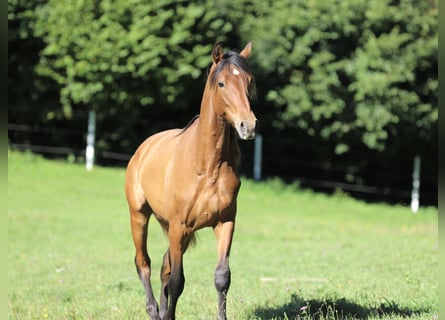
86,110 -> 96,171
253,134 -> 262,181
410,155 -> 421,213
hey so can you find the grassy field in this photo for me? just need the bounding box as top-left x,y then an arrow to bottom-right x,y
8,151 -> 437,320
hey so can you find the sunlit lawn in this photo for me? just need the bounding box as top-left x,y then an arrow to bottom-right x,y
8,151 -> 437,319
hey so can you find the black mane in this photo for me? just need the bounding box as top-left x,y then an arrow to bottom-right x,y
176,114 -> 199,136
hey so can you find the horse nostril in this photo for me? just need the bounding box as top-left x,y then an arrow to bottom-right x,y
240,121 -> 245,128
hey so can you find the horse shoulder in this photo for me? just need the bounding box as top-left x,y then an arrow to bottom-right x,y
215,163 -> 241,213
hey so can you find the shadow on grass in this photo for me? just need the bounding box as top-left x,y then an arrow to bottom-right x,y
251,293 -> 431,319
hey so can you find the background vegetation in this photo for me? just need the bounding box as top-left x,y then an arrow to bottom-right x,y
8,0 -> 437,204
8,151 -> 438,319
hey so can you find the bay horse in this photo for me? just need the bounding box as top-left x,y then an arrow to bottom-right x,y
125,42 -> 257,320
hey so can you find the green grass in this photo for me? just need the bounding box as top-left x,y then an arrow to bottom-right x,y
8,151 -> 437,320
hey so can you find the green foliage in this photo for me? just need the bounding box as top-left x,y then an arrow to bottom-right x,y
10,0 -> 438,147
8,0 -> 438,201
33,0 -> 235,117
8,0 -> 57,118
240,0 -> 437,152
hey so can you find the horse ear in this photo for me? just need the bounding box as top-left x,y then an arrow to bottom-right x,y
240,41 -> 253,58
212,42 -> 224,65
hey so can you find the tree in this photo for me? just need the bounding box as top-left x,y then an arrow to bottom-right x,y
8,0 -> 437,203
8,0 -> 57,122
34,0 -> 237,114
239,0 -> 437,155
32,0 -> 238,152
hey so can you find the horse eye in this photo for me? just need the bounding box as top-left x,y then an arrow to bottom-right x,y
218,82 -> 225,88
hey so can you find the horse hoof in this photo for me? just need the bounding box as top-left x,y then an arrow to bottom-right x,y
146,305 -> 160,320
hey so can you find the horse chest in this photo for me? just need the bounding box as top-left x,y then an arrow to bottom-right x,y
191,175 -> 239,229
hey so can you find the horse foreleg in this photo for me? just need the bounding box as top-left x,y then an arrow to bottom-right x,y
163,230 -> 185,320
130,208 -> 160,320
213,220 -> 235,320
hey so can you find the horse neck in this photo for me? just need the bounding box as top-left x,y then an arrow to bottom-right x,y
194,85 -> 240,175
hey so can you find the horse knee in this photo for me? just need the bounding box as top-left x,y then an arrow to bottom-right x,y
214,265 -> 231,293
135,251 -> 151,268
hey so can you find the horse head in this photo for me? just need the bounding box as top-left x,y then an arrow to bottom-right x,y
209,42 -> 257,140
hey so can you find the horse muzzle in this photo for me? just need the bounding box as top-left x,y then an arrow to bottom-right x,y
235,119 -> 256,140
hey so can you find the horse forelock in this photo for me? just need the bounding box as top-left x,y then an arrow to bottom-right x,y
209,50 -> 257,100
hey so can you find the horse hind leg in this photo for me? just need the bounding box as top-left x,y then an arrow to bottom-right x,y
159,248 -> 170,319
130,203 -> 160,320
